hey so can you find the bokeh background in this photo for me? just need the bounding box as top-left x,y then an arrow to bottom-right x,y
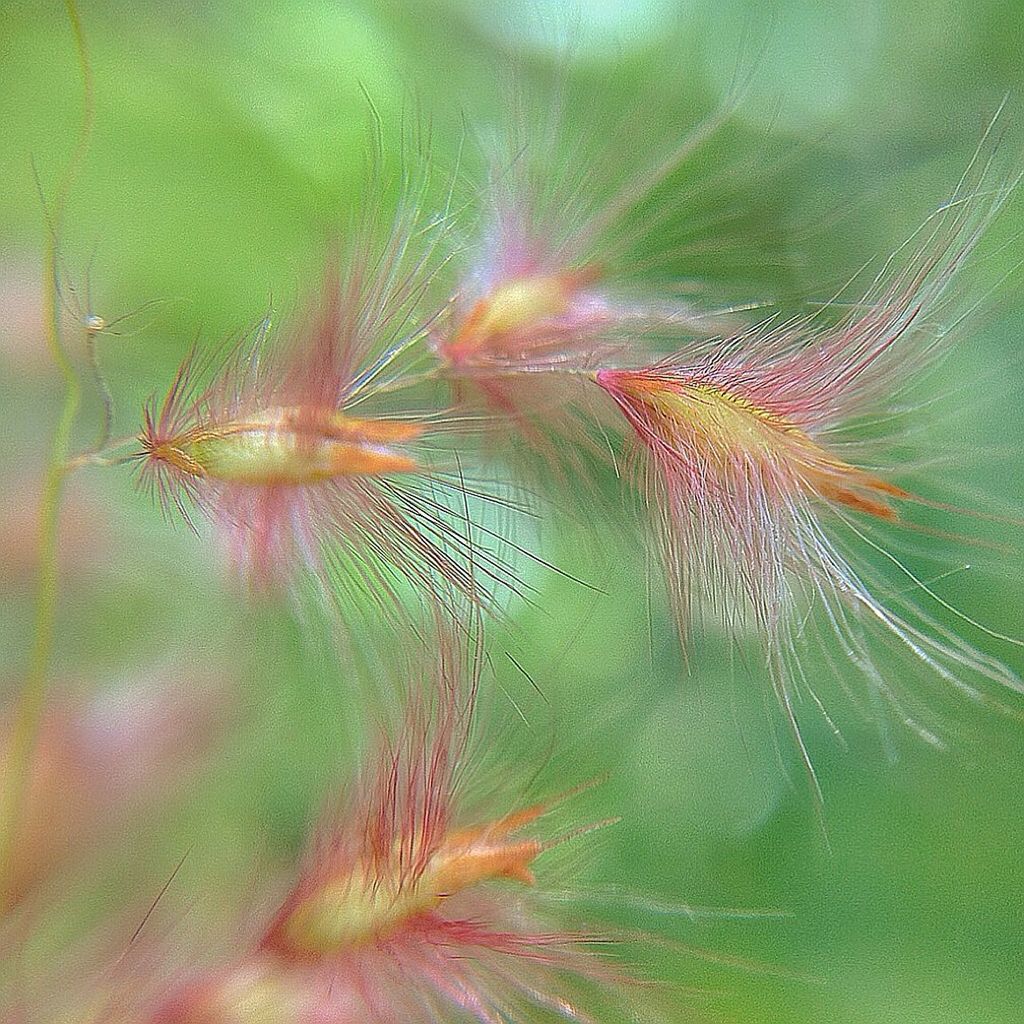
2,1 -> 1024,1021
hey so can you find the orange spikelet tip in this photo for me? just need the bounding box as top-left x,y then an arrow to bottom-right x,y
595,367 -> 913,522
437,261 -> 608,370
268,781 -> 614,961
149,632 -> 649,1023
428,57 -> 750,474
595,141 -> 1024,787
134,232 -> 526,616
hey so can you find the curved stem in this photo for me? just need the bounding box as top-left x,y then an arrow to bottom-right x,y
65,433 -> 140,471
0,0 -> 93,910
86,328 -> 114,450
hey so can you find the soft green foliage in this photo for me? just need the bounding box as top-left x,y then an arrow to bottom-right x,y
1,1 -> 1023,1020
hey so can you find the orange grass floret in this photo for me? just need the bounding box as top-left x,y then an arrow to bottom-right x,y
142,630 -> 672,1024
427,65 -> 754,487
595,143 -> 1024,794
136,231 -> 528,616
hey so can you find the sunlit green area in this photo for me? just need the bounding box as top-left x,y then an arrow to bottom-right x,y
1,1 -> 1023,1021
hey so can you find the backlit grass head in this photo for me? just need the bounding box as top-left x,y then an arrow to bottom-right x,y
427,55 -> 758,488
143,627 -> 667,1024
596,143 -> 1024,794
135,227 -> 528,620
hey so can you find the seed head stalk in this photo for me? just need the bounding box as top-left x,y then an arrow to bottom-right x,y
0,0 -> 93,911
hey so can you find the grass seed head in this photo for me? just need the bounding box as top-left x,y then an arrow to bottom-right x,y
596,145 -> 1024,786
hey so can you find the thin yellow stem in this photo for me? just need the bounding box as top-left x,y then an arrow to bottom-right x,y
0,0 -> 93,911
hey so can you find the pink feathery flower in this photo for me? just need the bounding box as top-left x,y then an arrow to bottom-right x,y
148,632 -> 658,1024
136,225 -> 523,616
430,72 -> 749,468
595,147 -> 1023,780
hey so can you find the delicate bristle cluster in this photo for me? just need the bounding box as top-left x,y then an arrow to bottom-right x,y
134,264 -> 521,615
7,8 -> 1023,1023
130,635 -> 635,1024
589,168 -> 1024,771
131,88 -> 1021,761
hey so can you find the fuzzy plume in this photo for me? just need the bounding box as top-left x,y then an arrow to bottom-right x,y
596,140 -> 1024,786
145,627 -> 663,1024
136,211 -> 526,620
429,56 -> 762,482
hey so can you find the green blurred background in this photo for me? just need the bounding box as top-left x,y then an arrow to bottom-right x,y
2,1 -> 1023,1020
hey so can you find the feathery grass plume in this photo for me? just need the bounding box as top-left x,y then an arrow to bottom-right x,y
595,125 -> 1024,787
144,624 -> 689,1024
429,33 -> 778,480
134,210 -> 528,620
